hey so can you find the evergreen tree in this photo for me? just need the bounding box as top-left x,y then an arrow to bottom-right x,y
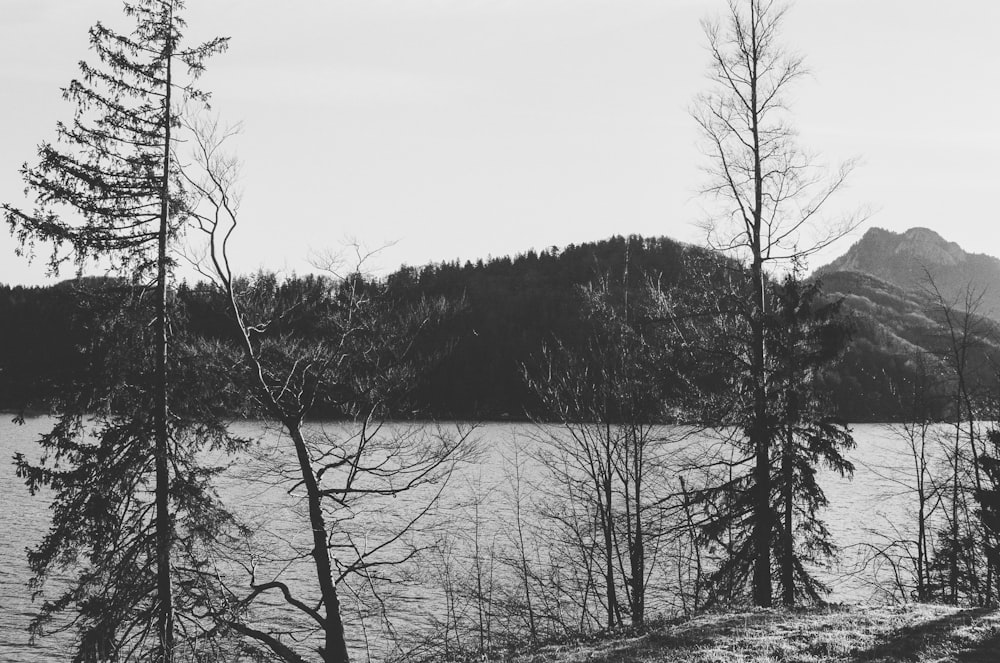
695,273 -> 854,607
4,2 -> 230,660
767,275 -> 854,605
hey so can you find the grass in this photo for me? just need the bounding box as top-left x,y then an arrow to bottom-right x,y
503,604 -> 1000,663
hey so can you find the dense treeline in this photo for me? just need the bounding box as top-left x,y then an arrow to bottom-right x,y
3,233 -> 997,422
0,277 -> 139,413
388,234 -> 690,418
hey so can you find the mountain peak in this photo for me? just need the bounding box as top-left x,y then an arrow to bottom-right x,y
821,226 -> 968,276
818,226 -> 1000,320
901,226 -> 943,241
896,227 -> 965,266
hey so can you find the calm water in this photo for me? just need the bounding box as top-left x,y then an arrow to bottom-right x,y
0,418 -> 943,660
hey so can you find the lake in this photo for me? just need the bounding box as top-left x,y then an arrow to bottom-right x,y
0,418 -> 955,660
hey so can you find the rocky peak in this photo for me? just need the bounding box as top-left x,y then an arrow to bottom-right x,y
817,226 -> 1000,321
895,227 -> 966,266
818,226 -> 969,277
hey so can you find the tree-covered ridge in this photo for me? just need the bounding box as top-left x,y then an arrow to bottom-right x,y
820,269 -> 1000,422
388,234 -> 695,418
4,231 -> 999,423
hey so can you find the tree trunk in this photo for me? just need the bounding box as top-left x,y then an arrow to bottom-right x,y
154,19 -> 174,660
917,465 -> 927,601
631,433 -> 644,627
749,3 -> 773,607
750,263 -> 772,607
951,420 -> 960,604
514,485 -> 536,640
287,422 -> 350,663
603,420 -> 617,629
781,428 -> 794,606
603,474 -> 617,629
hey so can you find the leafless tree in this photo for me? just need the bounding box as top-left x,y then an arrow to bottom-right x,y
177,117 -> 472,663
893,354 -> 945,602
923,274 -> 995,604
523,276 -> 687,628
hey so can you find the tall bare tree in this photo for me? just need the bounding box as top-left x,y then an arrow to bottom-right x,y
179,119 -> 470,663
694,0 -> 863,606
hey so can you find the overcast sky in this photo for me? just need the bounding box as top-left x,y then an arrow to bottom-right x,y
2,0 -> 998,285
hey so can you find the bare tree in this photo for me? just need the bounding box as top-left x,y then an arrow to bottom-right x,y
894,353 -> 945,602
923,274 -> 995,604
693,0 -> 865,606
178,118 -> 471,663
524,274 -> 684,628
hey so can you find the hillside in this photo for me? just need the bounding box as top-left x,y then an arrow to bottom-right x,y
813,228 -> 1000,420
386,235 -> 702,418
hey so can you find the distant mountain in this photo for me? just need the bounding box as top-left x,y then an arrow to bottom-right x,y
816,227 -> 1000,321
814,227 -> 1000,421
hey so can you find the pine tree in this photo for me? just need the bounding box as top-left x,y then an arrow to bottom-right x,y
767,275 -> 854,605
694,273 -> 853,607
4,2 -> 230,660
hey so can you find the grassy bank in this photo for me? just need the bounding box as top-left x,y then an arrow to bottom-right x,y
498,604 -> 1000,663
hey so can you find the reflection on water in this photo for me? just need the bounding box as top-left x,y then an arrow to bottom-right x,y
0,419 -> 957,660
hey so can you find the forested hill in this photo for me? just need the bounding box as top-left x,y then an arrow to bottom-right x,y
0,236 -> 695,418
384,235 -> 695,418
2,231 -> 997,422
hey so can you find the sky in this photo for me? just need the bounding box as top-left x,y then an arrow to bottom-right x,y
1,0 -> 998,286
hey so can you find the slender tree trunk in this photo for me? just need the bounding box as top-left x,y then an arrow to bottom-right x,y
952,418 -> 960,604
154,20 -> 174,661
750,277 -> 772,607
631,432 -> 644,627
516,503 -> 536,640
679,476 -> 702,613
603,475 -> 617,629
512,447 -> 537,641
749,1 -> 773,608
781,428 -> 794,606
474,497 -> 486,654
917,450 -> 927,601
603,421 -> 617,629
